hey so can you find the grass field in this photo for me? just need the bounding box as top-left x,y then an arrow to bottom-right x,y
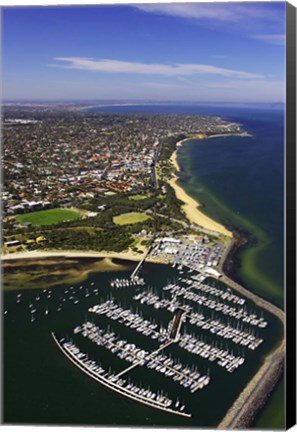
15,209 -> 81,226
113,212 -> 151,225
128,194 -> 149,201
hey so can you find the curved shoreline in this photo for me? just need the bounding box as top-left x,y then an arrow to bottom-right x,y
168,137 -> 285,429
2,249 -> 149,263
169,139 -> 233,238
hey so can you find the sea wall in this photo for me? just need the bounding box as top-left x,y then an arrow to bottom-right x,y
218,342 -> 284,429
218,239 -> 285,429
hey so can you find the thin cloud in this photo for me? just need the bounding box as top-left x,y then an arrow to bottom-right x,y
250,34 -> 285,45
135,3 -> 241,22
134,3 -> 285,34
142,81 -> 188,89
135,3 -> 282,23
52,57 -> 263,79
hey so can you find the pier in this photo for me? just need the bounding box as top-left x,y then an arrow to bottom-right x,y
169,308 -> 187,341
131,245 -> 153,280
115,340 -> 174,379
134,288 -> 264,350
78,321 -> 209,392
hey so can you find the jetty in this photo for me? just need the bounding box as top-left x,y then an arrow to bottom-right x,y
131,244 -> 153,280
76,321 -> 209,393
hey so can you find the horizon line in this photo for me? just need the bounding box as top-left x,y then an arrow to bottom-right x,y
3,99 -> 285,104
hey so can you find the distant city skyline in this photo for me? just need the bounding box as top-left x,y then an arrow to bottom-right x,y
3,2 -> 286,102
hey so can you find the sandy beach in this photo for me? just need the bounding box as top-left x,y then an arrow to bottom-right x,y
169,141 -> 233,238
1,249 -> 143,263
1,248 -> 166,265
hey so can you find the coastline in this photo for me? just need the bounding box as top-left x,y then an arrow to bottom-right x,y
207,131 -> 252,139
169,139 -> 233,238
1,248 -> 167,265
169,136 -> 285,429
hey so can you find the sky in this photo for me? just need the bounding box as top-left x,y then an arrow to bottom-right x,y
2,2 -> 286,103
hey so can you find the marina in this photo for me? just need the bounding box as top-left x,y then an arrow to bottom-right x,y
87,298 -> 246,372
3,260 -> 283,427
52,332 -> 191,418
75,321 -> 210,392
133,287 -> 264,350
40,257 -> 272,418
110,277 -> 145,288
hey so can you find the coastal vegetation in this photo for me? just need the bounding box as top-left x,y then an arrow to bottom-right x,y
39,227 -> 134,253
3,199 -> 190,256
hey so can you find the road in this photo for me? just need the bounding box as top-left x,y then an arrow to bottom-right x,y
151,139 -> 163,190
